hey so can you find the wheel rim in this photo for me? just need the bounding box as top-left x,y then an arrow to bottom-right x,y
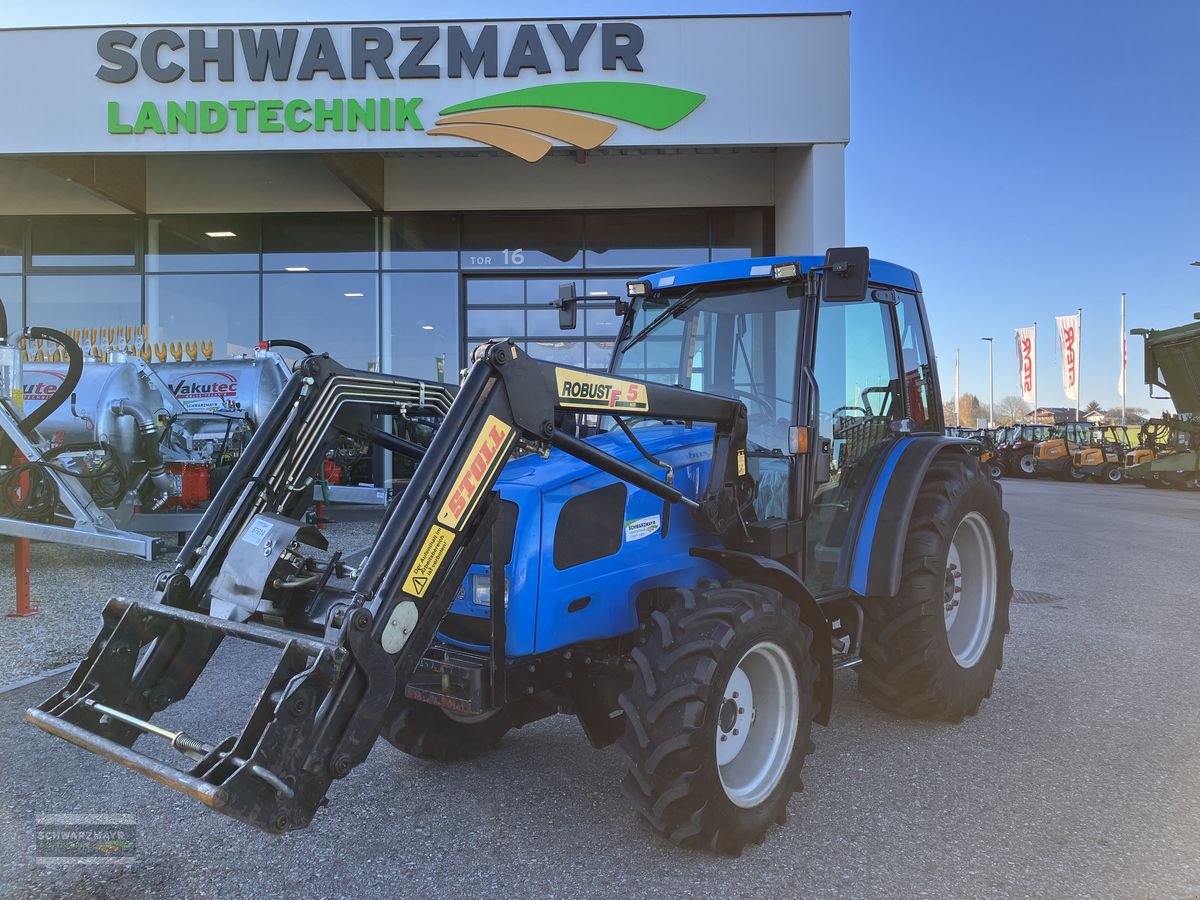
1107,467 -> 1123,483
715,641 -> 799,809
943,512 -> 998,669
1019,454 -> 1036,475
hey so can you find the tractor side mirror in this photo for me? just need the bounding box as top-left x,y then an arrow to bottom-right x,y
557,282 -> 578,330
822,246 -> 871,302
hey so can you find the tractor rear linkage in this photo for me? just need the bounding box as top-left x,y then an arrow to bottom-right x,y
27,340 -> 755,832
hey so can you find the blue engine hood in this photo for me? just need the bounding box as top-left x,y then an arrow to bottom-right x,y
496,422 -> 716,493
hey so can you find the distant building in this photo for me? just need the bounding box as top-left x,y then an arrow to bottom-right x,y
1031,407 -> 1076,425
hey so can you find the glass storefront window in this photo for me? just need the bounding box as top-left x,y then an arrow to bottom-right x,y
383,273 -> 459,382
147,274 -> 260,358
148,216 -> 260,273
30,217 -> 137,268
263,272 -> 377,369
466,278 -> 524,305
711,209 -> 767,261
26,274 -> 141,332
527,339 -> 586,367
263,215 -> 377,271
0,219 -> 22,273
0,276 -> 21,335
462,214 -> 582,269
467,308 -> 525,336
584,211 -> 709,270
383,214 -> 459,270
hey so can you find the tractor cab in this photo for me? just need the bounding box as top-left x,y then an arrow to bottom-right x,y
1034,421 -> 1094,481
1072,424 -> 1132,483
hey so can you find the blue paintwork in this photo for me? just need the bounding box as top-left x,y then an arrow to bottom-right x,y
443,424 -> 728,656
641,255 -> 920,294
848,438 -> 913,594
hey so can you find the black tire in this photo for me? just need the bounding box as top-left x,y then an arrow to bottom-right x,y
1100,464 -> 1123,484
987,462 -> 1003,480
1015,451 -> 1036,478
618,581 -> 819,855
1068,465 -> 1089,482
857,454 -> 1012,722
380,698 -> 513,761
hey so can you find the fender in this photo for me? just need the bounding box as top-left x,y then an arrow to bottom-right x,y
690,547 -> 834,725
848,435 -> 976,598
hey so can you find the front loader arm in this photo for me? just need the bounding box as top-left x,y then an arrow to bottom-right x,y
27,340 -> 753,833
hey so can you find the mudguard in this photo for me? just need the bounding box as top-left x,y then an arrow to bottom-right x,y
690,547 -> 834,725
847,435 -> 977,599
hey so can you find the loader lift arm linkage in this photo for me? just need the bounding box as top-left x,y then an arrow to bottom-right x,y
26,340 -> 754,833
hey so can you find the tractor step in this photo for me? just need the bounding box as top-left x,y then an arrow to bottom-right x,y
404,645 -> 491,716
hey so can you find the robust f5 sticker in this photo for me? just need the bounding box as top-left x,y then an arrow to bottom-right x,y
555,368 -> 650,412
438,415 -> 514,530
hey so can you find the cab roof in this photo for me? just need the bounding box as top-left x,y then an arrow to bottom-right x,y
642,255 -> 920,294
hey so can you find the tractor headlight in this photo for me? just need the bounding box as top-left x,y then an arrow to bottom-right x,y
471,573 -> 509,608
626,280 -> 651,298
771,262 -> 801,281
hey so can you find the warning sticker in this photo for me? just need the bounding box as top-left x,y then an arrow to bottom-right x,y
403,525 -> 455,599
241,517 -> 274,547
555,368 -> 650,413
438,415 -> 514,531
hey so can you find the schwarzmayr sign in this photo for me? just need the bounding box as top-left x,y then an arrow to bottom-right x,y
97,23 -> 705,161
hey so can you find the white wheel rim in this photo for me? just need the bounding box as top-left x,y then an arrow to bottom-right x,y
943,512 -> 998,668
1019,454 -> 1036,474
715,641 -> 799,809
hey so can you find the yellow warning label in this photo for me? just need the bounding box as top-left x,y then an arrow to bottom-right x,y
555,367 -> 650,413
737,449 -> 747,477
402,524 -> 455,599
438,415 -> 515,530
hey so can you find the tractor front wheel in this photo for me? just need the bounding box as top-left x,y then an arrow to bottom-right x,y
1016,452 -> 1037,477
858,455 -> 1012,722
1097,464 -> 1124,484
618,581 -> 818,855
380,699 -> 513,761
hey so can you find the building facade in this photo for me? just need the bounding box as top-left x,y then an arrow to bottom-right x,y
0,13 -> 850,382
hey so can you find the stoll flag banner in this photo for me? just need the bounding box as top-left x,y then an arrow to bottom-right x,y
1014,326 -> 1037,404
1056,314 -> 1081,402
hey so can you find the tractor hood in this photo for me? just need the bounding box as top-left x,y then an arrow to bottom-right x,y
496,422 -> 716,493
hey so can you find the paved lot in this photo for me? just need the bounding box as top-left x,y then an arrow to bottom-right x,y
0,480 -> 1197,898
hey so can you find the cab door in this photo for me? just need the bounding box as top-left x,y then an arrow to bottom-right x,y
803,295 -> 904,595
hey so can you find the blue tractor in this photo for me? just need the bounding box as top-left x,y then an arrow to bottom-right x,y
28,248 -> 1012,856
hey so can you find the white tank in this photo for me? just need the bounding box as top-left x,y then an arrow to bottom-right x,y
155,350 -> 291,428
22,354 -> 185,458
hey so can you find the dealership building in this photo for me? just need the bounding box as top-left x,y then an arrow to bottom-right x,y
0,13 -> 849,381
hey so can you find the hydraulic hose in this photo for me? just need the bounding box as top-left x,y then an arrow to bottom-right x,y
21,326 -> 83,438
110,398 -> 171,510
265,339 -> 315,355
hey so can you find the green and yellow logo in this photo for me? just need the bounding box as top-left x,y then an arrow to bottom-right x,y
429,81 -> 705,161
105,81 -> 705,163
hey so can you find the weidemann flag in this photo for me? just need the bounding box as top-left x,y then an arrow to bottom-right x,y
1014,326 -> 1036,404
1056,314 -> 1081,402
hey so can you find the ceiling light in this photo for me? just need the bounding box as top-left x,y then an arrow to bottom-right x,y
285,266 -> 309,273
421,325 -> 434,331
205,230 -> 237,238
344,292 -> 364,298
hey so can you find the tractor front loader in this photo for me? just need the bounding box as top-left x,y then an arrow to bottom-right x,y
28,249 -> 1012,854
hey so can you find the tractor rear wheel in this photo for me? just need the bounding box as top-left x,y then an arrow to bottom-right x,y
987,461 -> 1003,480
1097,464 -> 1124,484
857,454 -> 1012,722
1016,452 -> 1037,477
380,699 -> 513,761
618,581 -> 818,855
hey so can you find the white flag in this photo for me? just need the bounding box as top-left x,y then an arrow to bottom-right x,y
1014,326 -> 1036,404
1056,314 -> 1080,402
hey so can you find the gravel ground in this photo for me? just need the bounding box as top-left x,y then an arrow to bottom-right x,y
0,480 -> 1197,898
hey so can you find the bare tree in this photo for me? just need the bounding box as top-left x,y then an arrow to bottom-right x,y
994,395 -> 1031,425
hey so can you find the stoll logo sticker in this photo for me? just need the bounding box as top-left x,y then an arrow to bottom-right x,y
624,514 -> 661,543
35,814 -> 137,864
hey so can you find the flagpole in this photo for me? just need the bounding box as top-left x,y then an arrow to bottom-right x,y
1076,306 -> 1082,422
1033,321 -> 1038,422
954,348 -> 960,427
1120,292 -> 1127,426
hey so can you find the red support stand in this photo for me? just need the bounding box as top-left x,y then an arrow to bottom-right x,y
9,537 -> 38,617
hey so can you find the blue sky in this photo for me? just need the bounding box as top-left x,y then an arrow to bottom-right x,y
6,1 -> 1198,412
